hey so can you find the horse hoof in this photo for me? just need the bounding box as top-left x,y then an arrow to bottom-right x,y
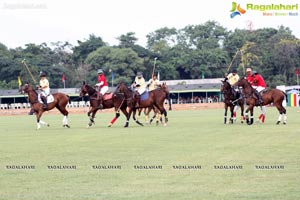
63,124 -> 70,128
276,121 -> 280,125
283,122 -> 287,125
47,123 -> 50,127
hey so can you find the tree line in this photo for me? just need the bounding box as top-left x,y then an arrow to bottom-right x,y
0,20 -> 299,89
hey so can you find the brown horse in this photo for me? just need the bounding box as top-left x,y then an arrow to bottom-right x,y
79,82 -> 130,127
20,83 -> 70,129
137,82 -> 172,125
236,78 -> 287,125
221,79 -> 245,124
114,82 -> 168,126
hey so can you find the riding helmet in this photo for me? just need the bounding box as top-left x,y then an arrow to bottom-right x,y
246,68 -> 252,72
137,72 -> 143,77
97,69 -> 104,74
40,71 -> 46,77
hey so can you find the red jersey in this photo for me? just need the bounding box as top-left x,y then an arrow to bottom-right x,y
97,74 -> 108,88
247,74 -> 254,84
252,74 -> 266,87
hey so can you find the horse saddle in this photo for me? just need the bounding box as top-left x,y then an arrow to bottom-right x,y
103,93 -> 113,101
39,94 -> 54,104
252,89 -> 267,100
140,91 -> 149,101
95,92 -> 113,101
260,89 -> 268,95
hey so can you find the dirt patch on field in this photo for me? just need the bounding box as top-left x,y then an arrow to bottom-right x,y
0,103 -> 223,116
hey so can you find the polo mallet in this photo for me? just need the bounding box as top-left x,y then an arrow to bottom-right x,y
152,57 -> 158,77
22,59 -> 37,84
226,49 -> 241,75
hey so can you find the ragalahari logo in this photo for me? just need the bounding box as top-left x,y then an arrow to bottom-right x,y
230,2 -> 246,18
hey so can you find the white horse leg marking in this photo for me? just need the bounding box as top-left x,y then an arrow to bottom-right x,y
40,120 -> 49,126
261,106 -> 267,116
37,122 -> 41,130
277,114 -> 282,123
63,115 -> 68,125
283,114 -> 287,124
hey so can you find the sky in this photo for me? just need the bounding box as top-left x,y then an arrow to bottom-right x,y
0,0 -> 299,49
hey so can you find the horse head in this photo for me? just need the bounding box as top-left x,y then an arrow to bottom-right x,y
159,82 -> 170,97
236,78 -> 253,95
79,81 -> 87,97
236,78 -> 248,88
115,82 -> 131,96
20,82 -> 34,94
79,81 -> 97,97
221,79 -> 231,94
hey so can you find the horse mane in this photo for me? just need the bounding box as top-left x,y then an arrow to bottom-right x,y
85,84 -> 97,94
27,84 -> 38,96
241,78 -> 254,90
118,82 -> 133,90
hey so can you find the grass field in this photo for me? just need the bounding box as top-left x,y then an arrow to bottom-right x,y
0,107 -> 300,200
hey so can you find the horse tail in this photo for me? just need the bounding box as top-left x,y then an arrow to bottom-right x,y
167,93 -> 172,110
283,91 -> 288,104
67,95 -> 71,104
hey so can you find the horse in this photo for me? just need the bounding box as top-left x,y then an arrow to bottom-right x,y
79,82 -> 130,128
137,82 -> 172,125
20,83 -> 70,129
114,82 -> 168,126
236,78 -> 287,125
221,79 -> 245,124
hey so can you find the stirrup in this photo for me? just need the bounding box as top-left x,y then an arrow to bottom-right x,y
98,104 -> 103,109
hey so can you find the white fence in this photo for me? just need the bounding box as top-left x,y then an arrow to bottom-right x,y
0,101 -> 90,110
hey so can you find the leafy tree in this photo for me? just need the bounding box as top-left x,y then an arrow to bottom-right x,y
85,46 -> 144,85
0,43 -> 15,83
73,34 -> 106,63
117,32 -> 138,48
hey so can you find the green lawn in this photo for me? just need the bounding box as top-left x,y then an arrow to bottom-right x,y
0,107 -> 299,200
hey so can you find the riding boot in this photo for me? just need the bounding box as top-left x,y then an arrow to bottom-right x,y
254,90 -> 263,106
98,93 -> 103,109
41,96 -> 48,109
135,92 -> 140,108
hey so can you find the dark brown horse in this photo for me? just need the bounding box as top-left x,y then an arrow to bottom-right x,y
114,82 -> 168,126
79,82 -> 130,127
20,83 -> 70,129
221,79 -> 245,124
236,78 -> 287,125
